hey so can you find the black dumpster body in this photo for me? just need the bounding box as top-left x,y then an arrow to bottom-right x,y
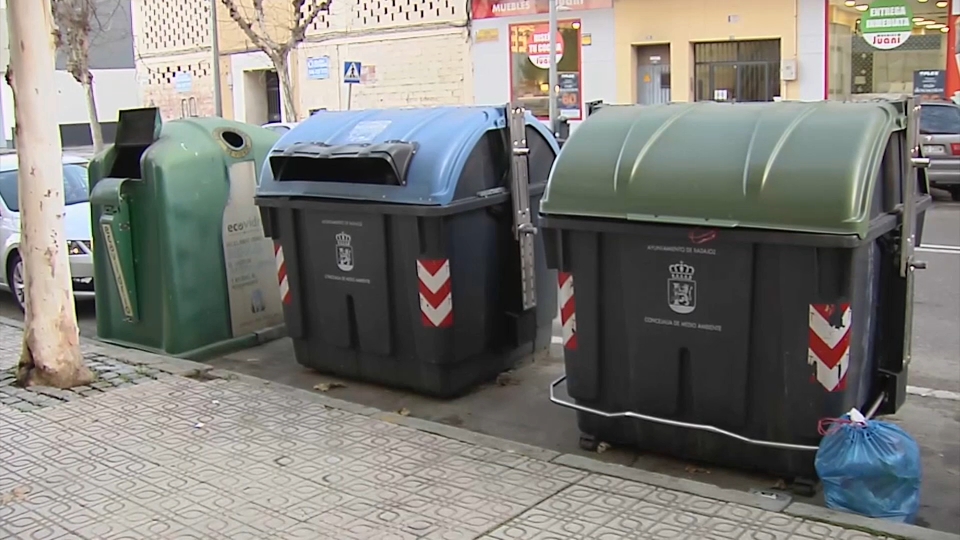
541,99 -> 931,480
257,106 -> 559,397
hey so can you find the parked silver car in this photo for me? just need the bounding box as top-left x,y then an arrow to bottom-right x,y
919,102 -> 960,201
261,122 -> 298,135
0,151 -> 95,311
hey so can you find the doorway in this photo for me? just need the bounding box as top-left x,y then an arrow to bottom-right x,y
694,39 -> 781,102
264,70 -> 281,122
241,69 -> 282,124
635,44 -> 671,105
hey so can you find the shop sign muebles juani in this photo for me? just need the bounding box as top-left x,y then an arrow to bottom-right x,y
860,0 -> 913,50
472,0 -> 611,19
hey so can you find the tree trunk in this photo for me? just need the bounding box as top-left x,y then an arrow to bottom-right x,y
6,0 -> 93,389
82,71 -> 104,153
273,53 -> 298,122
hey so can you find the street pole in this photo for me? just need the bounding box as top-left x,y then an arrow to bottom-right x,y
6,0 -> 92,388
547,0 -> 558,136
211,0 -> 223,116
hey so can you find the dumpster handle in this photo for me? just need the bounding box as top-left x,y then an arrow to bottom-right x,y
549,375 -> 820,452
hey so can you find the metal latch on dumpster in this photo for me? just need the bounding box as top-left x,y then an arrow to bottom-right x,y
507,104 -> 538,311
901,98 -> 930,371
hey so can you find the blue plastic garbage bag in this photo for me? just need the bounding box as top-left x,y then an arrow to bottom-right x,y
815,417 -> 922,524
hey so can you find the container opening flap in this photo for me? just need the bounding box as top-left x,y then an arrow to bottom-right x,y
270,141 -> 417,186
109,107 -> 161,179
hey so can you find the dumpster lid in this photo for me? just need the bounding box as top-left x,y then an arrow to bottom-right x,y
258,106 -> 558,206
541,100 -> 908,237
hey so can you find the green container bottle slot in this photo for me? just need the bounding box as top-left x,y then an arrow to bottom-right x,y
88,107 -> 284,359
91,177 -> 140,322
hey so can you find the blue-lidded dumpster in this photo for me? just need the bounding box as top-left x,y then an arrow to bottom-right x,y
256,106 -> 559,397
542,98 -> 931,483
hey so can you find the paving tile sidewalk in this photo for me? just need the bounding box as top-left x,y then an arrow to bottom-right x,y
0,322 -> 953,540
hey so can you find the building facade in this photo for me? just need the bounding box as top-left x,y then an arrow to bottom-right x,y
214,0 -> 302,124
1,0 -> 140,147
468,0 -> 824,126
824,0 -> 958,102
131,0 -> 218,120
612,0 -> 960,104
471,0 -> 617,122
610,0 -> 824,104
291,0 -> 473,118
130,0 -> 958,126
133,0 -> 473,124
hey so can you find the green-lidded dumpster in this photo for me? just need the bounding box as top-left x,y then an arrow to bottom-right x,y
256,105 -> 558,397
542,98 -> 931,482
88,108 -> 285,359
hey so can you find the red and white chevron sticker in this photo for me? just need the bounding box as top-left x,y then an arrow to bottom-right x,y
558,272 -> 577,350
808,303 -> 851,392
274,242 -> 291,305
417,259 -> 453,328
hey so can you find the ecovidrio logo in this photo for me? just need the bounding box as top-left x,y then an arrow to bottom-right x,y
860,0 -> 913,50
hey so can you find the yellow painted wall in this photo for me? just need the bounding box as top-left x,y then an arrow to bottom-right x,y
216,0 -> 296,55
614,0 -> 799,102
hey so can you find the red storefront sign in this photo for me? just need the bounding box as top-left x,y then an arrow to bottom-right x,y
472,0 -> 612,19
526,26 -> 565,68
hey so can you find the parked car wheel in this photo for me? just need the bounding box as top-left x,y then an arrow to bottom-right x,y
6,251 -> 25,312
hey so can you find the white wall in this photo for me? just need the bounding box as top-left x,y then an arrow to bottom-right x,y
471,8 -> 617,126
54,69 -> 141,124
797,0 -> 827,100
1,1 -> 11,145
1,69 -> 139,143
0,11 -> 140,142
2,0 -> 139,144
1,73 -> 11,147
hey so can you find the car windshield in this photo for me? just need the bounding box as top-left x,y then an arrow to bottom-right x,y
919,105 -> 960,135
0,163 -> 90,212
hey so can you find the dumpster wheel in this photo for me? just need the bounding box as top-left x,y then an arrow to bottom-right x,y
790,477 -> 819,498
578,433 -> 600,452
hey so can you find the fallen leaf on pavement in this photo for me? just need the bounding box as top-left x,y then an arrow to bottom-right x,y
1,486 -> 30,505
313,382 -> 346,392
496,371 -> 519,386
685,465 -> 711,474
773,478 -> 788,490
397,408 -> 411,416
596,442 -> 611,454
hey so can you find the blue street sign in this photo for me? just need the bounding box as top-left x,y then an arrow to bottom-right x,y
174,71 -> 192,93
343,62 -> 362,84
307,57 -> 330,80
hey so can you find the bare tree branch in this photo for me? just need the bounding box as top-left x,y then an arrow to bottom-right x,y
289,0 -> 327,49
218,0 -> 332,120
220,0 -> 277,53
252,0 -> 276,48
51,0 -> 104,151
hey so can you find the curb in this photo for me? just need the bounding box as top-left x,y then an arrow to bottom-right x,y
783,503 -> 960,540
2,317 -> 955,540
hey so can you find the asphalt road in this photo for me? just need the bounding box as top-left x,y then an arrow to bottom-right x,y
1,198 -> 958,532
912,200 -> 960,394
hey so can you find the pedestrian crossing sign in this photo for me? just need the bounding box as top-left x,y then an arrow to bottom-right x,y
343,62 -> 362,84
